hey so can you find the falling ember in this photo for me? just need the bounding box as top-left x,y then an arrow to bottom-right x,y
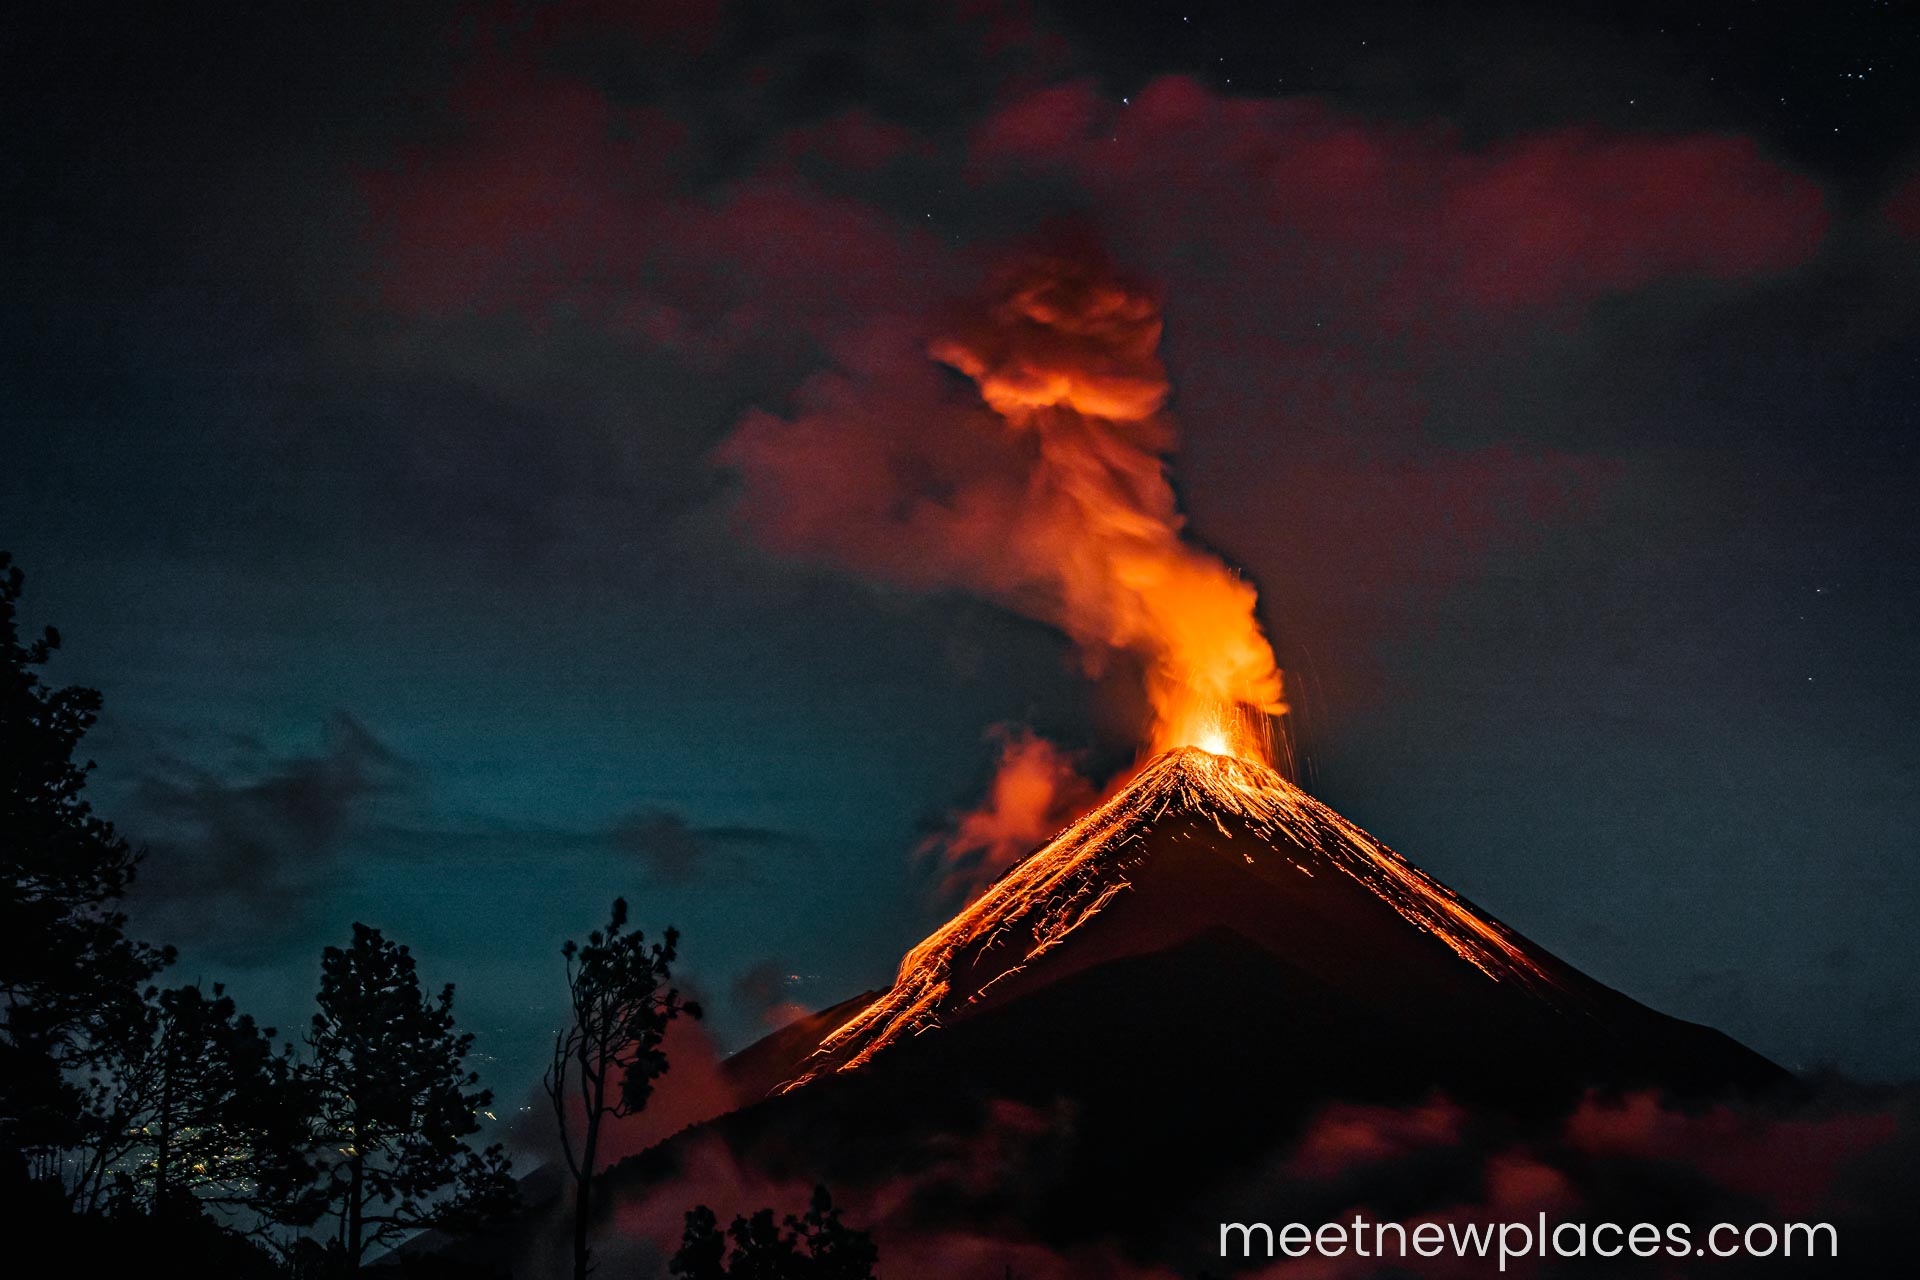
1160,697 -> 1272,765
721,245 -> 1286,769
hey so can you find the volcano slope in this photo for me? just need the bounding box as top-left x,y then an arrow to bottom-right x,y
768,747 -> 1777,1097
625,748 -> 1788,1258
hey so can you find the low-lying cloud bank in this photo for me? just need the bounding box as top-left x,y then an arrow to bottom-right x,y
552,1073 -> 1913,1278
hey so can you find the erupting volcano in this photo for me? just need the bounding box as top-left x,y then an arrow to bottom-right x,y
719,244 -> 1781,1118
763,745 -> 1781,1103
541,248 -> 1796,1279
786,744 -> 1552,1089
676,736 -> 1785,1273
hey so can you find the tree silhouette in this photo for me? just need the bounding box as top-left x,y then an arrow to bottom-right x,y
670,1186 -> 879,1280
70,981 -> 322,1224
0,553 -> 172,1191
307,923 -> 516,1270
545,897 -> 700,1280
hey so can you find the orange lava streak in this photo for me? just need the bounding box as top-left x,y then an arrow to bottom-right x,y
782,748 -> 1556,1091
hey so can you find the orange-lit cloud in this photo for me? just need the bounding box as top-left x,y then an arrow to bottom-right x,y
364,18 -> 1836,793
722,246 -> 1284,766
922,727 -> 1098,903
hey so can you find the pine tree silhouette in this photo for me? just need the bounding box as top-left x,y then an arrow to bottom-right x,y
307,923 -> 516,1270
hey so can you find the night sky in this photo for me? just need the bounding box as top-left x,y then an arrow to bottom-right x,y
5,0 -> 1918,1123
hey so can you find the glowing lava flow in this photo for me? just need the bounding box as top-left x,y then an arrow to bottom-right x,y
782,746 -> 1557,1091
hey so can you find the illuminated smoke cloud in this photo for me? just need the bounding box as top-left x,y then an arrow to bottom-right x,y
721,245 -> 1285,770
921,727 -> 1099,904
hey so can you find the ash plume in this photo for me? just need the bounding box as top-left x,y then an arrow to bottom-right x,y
722,244 -> 1287,834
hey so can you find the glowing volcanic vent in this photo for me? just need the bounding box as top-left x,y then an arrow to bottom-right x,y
723,246 -> 1288,774
783,747 -> 1561,1091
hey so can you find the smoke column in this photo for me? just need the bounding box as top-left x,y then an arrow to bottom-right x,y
725,245 -> 1282,743
722,247 -> 1285,888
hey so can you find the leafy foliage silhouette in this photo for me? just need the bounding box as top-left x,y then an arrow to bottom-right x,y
670,1185 -> 879,1280
546,897 -> 701,1280
72,980 -> 320,1222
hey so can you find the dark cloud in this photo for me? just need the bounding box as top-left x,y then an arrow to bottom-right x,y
608,808 -> 795,885
123,713 -> 412,961
1887,168 -> 1920,242
1195,1083 -> 1916,1277
575,1076 -> 1919,1276
357,27 -> 1832,714
729,959 -> 812,1031
729,959 -> 792,1010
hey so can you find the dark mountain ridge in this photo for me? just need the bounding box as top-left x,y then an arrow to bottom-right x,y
476,748 -> 1796,1274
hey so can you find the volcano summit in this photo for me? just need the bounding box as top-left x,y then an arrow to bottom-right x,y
748,746 -> 1781,1108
